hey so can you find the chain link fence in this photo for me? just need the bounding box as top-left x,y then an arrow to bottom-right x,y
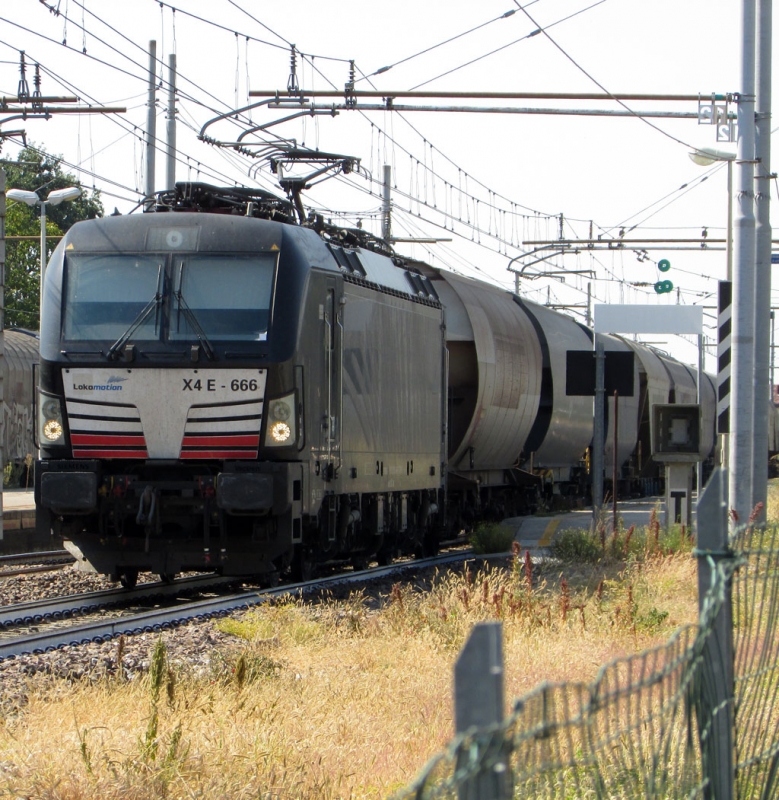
394,472 -> 779,799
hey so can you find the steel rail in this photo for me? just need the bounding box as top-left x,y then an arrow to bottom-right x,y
0,552 -> 474,660
0,573 -> 239,630
0,550 -> 72,566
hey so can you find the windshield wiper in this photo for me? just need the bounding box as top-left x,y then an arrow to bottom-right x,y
174,290 -> 216,361
106,293 -> 163,360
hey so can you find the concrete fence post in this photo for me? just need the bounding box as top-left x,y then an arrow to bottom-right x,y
696,466 -> 735,800
454,621 -> 511,799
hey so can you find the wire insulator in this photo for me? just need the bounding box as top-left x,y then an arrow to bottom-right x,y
17,51 -> 30,100
287,45 -> 299,94
345,60 -> 356,107
32,64 -> 43,110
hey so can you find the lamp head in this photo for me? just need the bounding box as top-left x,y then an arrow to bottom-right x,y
689,147 -> 737,167
6,188 -> 40,206
45,187 -> 82,206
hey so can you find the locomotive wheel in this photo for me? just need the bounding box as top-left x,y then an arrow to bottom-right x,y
159,572 -> 177,585
120,569 -> 139,590
291,548 -> 314,582
376,547 -> 397,567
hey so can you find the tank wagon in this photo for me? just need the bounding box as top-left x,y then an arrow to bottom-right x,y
3,329 -> 37,486
34,183 -> 717,587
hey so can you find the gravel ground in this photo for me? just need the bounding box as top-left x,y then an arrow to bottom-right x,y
0,555 -> 480,714
0,566 -> 242,714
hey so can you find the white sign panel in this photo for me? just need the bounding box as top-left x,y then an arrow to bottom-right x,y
593,304 -> 703,335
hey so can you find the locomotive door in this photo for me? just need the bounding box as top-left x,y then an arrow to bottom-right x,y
321,279 -> 342,481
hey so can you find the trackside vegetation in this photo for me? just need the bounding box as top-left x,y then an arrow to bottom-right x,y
0,495 -> 749,798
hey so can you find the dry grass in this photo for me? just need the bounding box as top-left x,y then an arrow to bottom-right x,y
0,520 -> 704,798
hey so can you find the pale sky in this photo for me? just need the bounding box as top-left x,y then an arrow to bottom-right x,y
0,0 -> 766,369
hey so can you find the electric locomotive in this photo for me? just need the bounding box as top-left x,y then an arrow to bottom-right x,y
35,184 -> 446,586
35,182 -> 723,587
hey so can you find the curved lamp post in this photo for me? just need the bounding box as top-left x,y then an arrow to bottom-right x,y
688,147 -> 736,280
7,187 -> 82,321
7,186 -> 82,275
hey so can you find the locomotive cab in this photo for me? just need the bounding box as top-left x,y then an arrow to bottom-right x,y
35,211 -> 310,585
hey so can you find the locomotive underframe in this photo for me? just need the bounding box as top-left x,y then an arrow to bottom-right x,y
36,458 -> 304,581
36,456 -> 443,582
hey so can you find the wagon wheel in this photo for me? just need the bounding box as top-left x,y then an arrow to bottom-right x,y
120,569 -> 139,590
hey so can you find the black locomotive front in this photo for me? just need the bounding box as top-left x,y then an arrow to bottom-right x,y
35,212 -> 309,586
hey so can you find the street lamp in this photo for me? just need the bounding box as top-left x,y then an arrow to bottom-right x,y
688,147 -> 737,495
7,187 -> 82,323
688,147 -> 736,281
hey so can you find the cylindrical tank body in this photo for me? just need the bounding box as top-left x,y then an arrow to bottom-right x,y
513,300 -> 593,478
433,272 -> 543,472
596,334 -> 641,480
430,271 -> 595,480
2,329 -> 37,479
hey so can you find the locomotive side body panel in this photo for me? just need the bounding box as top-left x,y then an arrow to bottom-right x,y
338,282 -> 444,495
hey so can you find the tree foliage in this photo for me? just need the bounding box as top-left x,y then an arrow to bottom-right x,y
4,145 -> 103,329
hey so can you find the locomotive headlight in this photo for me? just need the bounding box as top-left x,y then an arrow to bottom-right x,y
269,421 -> 292,443
265,392 -> 297,447
38,393 -> 66,445
271,400 -> 291,421
43,419 -> 64,441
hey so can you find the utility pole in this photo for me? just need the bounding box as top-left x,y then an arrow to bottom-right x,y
145,40 -> 157,210
729,0 -> 758,526
166,53 -> 177,192
752,0 -> 772,522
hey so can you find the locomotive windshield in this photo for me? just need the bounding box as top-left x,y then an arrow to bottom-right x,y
61,252 -> 276,344
63,254 -> 163,341
170,255 -> 274,341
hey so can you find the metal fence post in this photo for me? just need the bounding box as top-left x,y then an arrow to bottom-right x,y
454,621 -> 511,800
696,467 -> 735,800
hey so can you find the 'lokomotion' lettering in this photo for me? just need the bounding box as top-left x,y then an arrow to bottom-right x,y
72,383 -> 124,391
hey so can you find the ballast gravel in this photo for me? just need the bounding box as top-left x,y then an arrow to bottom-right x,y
0,566 -> 246,714
0,555 -> 479,714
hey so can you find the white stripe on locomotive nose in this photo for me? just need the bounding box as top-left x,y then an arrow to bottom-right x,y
67,417 -> 144,433
184,418 -> 262,433
187,401 -> 263,419
66,400 -> 141,419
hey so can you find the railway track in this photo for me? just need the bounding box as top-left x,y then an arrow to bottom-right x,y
0,550 -> 75,577
0,551 -> 471,661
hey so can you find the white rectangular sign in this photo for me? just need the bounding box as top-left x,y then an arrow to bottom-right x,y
593,304 -> 703,335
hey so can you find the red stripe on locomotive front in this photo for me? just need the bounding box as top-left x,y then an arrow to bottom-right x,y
180,450 -> 258,459
72,434 -> 148,446
181,435 -> 259,447
72,449 -> 149,458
